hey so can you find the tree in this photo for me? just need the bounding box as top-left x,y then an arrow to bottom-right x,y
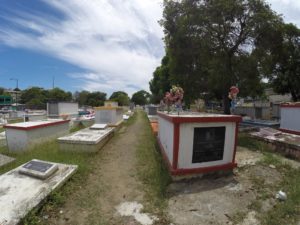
109,91 -> 130,106
265,23 -> 300,101
74,90 -> 107,106
149,55 -> 172,103
48,88 -> 72,102
160,0 -> 282,113
20,87 -> 48,109
131,90 -> 150,105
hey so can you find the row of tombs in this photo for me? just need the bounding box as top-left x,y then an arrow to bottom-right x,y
0,101 -> 133,225
1,102 -> 300,224
146,103 -> 300,176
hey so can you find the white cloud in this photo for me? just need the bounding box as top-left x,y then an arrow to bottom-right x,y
267,0 -> 300,26
0,0 -> 164,95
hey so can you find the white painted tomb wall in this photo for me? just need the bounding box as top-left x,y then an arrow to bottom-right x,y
5,120 -> 69,152
178,122 -> 236,169
280,106 -> 300,132
158,116 -> 174,164
95,108 -> 123,126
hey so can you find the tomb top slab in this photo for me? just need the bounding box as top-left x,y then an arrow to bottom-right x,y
58,127 -> 114,144
4,119 -> 70,130
0,160 -> 77,225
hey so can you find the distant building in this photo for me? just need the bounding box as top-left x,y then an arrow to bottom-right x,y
0,95 -> 13,108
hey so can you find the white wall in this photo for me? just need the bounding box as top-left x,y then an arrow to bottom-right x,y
58,103 -> 78,116
158,116 -> 174,165
178,122 -> 236,169
95,108 -> 123,125
280,107 -> 300,132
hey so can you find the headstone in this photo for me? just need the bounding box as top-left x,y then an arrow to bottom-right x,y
19,159 -> 58,179
90,124 -> 108,130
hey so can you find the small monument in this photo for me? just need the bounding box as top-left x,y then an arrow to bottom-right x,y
19,159 -> 58,180
94,101 -> 123,127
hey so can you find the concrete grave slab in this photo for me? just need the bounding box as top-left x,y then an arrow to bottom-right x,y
58,127 -> 114,152
90,123 -> 108,130
0,154 -> 15,167
0,160 -> 77,225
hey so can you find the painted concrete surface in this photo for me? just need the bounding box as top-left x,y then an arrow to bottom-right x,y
90,123 -> 108,130
178,122 -> 236,169
5,120 -> 69,152
0,160 -> 77,225
116,202 -> 158,225
280,106 -> 300,132
94,107 -> 123,126
250,129 -> 300,159
58,127 -> 114,152
0,154 -> 15,167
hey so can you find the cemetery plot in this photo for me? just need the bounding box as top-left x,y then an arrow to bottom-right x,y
157,111 -> 241,177
0,160 -> 77,225
250,128 -> 300,159
4,120 -> 70,152
58,127 -> 114,152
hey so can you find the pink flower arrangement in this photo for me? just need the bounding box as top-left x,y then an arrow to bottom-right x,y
164,85 -> 184,110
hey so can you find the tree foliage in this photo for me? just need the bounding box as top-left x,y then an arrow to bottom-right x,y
74,90 -> 107,107
131,90 -> 150,105
109,91 -> 130,106
152,0 -> 283,113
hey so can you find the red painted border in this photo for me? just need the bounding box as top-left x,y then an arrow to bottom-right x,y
172,123 -> 180,169
157,137 -> 237,176
232,123 -> 239,163
157,111 -> 241,123
4,120 -> 70,131
280,103 -> 300,108
171,163 -> 237,176
279,128 -> 300,136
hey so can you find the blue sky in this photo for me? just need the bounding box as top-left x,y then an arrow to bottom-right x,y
0,0 -> 299,96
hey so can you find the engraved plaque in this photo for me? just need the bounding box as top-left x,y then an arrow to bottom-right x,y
192,127 -> 226,163
19,159 -> 58,179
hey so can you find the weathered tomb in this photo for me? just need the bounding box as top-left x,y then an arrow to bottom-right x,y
58,127 -> 114,152
157,112 -> 241,177
0,159 -> 77,225
4,120 -> 70,152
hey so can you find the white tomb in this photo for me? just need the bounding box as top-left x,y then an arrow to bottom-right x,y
0,159 -> 77,225
47,102 -> 79,119
58,127 -> 114,152
4,120 -> 70,152
94,106 -> 123,127
280,103 -> 300,135
157,112 -> 241,176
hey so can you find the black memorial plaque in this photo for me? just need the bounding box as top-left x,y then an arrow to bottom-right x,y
192,127 -> 226,163
22,161 -> 54,173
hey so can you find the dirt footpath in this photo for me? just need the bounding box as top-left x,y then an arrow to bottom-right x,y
46,112 -> 150,225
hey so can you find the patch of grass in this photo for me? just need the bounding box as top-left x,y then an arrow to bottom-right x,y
7,118 -> 24,124
230,211 -> 247,224
261,166 -> 300,225
135,110 -> 171,223
248,200 -> 262,211
124,111 -> 137,127
69,122 -> 86,133
259,152 -> 282,167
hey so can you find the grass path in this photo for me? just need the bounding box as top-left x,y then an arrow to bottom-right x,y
19,110 -> 170,225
